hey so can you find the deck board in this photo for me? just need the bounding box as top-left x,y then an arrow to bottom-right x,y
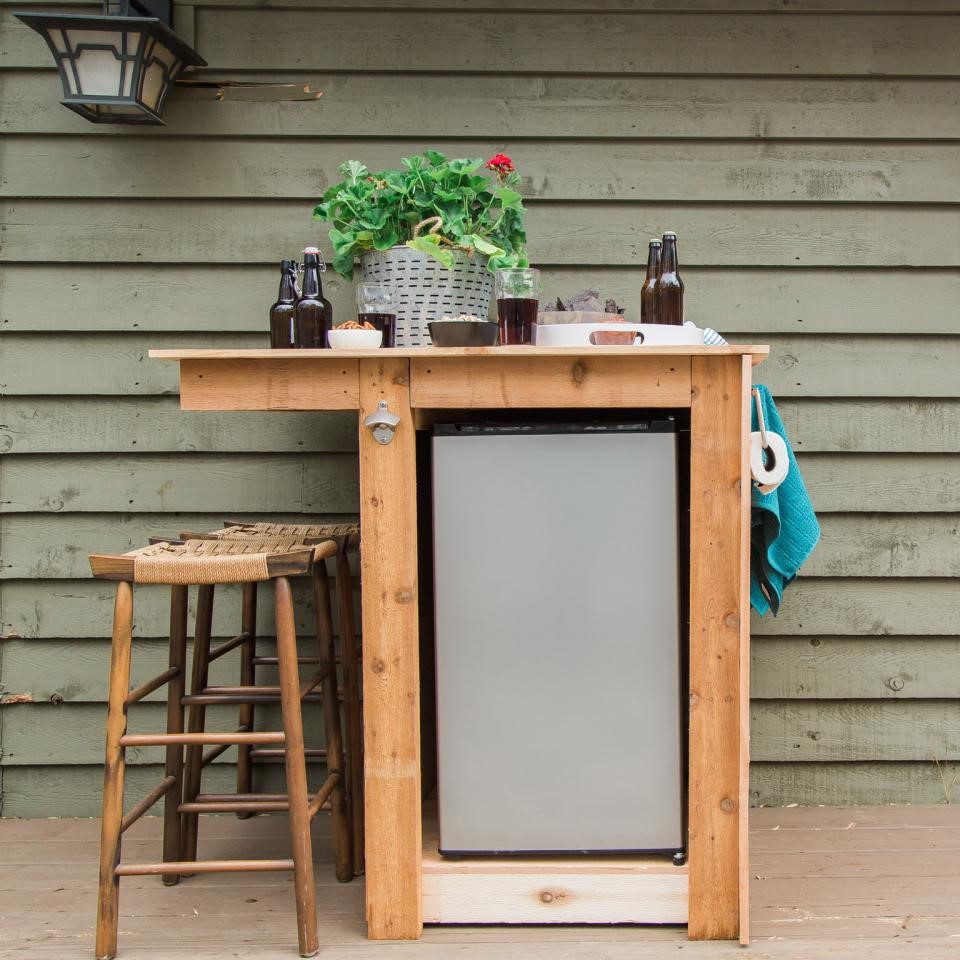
2,806 -> 959,958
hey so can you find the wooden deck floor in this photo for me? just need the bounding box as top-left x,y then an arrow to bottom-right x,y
2,806 -> 959,959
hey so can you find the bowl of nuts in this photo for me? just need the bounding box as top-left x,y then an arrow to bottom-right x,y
327,321 -> 383,351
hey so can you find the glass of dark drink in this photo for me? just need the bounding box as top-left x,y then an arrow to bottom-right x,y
356,281 -> 398,347
495,267 -> 540,345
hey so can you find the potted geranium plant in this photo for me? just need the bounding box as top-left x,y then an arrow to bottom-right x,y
312,149 -> 528,345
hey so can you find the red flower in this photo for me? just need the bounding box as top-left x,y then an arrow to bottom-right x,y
485,153 -> 515,174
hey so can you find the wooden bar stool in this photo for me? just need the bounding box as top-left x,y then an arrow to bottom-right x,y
188,520 -> 364,875
89,538 -> 352,960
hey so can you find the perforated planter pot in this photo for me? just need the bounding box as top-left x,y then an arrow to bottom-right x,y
360,246 -> 494,347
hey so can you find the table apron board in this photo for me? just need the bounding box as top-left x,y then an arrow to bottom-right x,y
153,347 -> 760,943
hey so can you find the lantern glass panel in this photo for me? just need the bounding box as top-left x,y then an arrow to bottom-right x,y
66,30 -> 125,96
140,38 -> 178,110
50,28 -> 68,53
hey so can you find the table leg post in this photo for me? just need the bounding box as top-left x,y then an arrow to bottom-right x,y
358,357 -> 423,940
688,354 -> 752,941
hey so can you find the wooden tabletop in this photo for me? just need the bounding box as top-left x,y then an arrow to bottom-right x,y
150,345 -> 769,365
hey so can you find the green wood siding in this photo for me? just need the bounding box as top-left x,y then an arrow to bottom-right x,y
1,0 -> 958,815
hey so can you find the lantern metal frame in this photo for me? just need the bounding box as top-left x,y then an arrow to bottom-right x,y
15,0 -> 205,125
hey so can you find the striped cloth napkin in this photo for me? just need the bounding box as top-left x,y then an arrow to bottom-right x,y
684,321 -> 728,345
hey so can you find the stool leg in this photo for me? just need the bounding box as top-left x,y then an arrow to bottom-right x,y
275,576 -> 319,958
95,581 -> 134,960
336,538 -> 364,874
313,562 -> 353,883
181,584 -> 214,864
161,585 -> 189,886
236,582 -> 258,817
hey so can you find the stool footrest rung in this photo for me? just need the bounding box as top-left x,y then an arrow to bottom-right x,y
125,667 -> 179,706
115,859 -> 295,876
249,747 -> 327,759
179,799 -> 290,813
120,732 -> 283,747
308,771 -> 341,820
120,776 -> 177,833
208,631 -> 253,663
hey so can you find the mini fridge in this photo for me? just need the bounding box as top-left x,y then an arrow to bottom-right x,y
432,420 -> 684,856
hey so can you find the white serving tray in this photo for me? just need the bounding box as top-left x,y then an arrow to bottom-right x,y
533,322 -> 705,347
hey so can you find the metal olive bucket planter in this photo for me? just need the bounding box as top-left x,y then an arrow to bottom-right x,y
359,245 -> 494,347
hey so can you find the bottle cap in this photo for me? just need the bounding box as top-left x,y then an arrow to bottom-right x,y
649,239 -> 662,245
663,231 -> 677,239
303,246 -> 320,255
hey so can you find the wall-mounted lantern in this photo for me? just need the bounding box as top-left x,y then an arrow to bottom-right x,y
15,0 -> 205,125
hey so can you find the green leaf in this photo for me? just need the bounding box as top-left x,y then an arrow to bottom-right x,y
406,236 -> 456,269
338,160 -> 369,184
494,187 -> 523,210
447,158 -> 483,174
424,149 -> 447,167
372,224 -> 400,251
328,227 -> 355,255
332,250 -> 356,279
460,234 -> 503,257
401,154 -> 426,173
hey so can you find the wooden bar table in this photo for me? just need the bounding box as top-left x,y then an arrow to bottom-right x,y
152,344 -> 768,944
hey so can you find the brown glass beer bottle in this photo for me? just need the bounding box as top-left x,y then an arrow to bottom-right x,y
656,232 -> 684,326
640,239 -> 661,324
295,248 -> 333,348
269,259 -> 298,348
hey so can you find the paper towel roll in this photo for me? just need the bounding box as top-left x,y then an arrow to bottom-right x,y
751,430 -> 789,495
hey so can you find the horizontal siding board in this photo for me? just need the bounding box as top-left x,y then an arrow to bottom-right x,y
0,333 -> 266,395
757,336 -> 960,398
4,698 -> 957,766
6,72 -> 960,139
0,397 -> 358,454
0,764 -> 296,818
1,578 -> 339,640
7,634 -> 956,705
783,400 -> 960,454
7,138 -> 960,203
0,703 -> 328,765
751,700 -> 960,762
750,762 -> 960,806
4,398 -> 957,456
796,454 -> 960,512
5,200 -> 960,267
2,453 -> 954,515
3,575 -> 953,642
0,512 -> 359,579
13,0 -> 960,9
4,265 -> 960,334
0,636 -> 348,703
752,637 -> 960,700
751,578 -> 960,637
191,11 -> 960,77
0,512 -> 951,581
805,514 -> 960,578
14,9 -> 956,76
0,453 -> 359,512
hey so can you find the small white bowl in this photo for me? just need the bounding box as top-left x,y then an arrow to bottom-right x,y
327,327 -> 383,350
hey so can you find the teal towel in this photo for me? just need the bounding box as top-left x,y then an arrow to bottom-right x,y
751,385 -> 820,616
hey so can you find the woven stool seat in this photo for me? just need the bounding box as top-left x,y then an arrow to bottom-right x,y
216,520 -> 360,540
